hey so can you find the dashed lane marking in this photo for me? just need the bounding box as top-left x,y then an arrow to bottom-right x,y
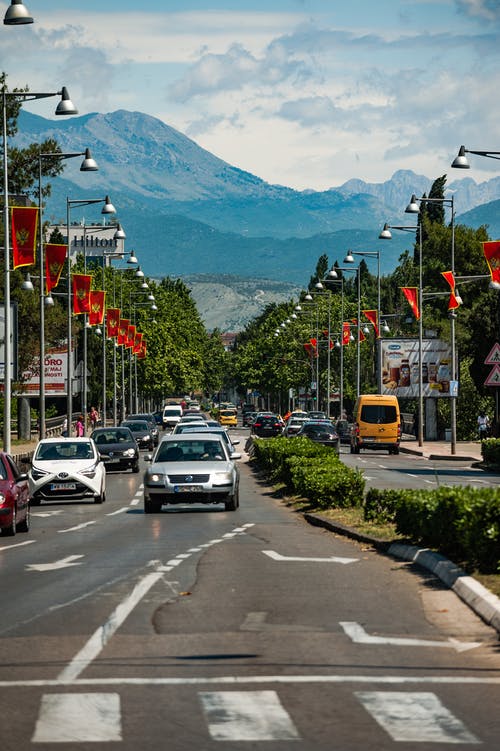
340,621 -> 481,652
0,539 -> 36,552
58,521 -> 97,534
200,690 -> 299,741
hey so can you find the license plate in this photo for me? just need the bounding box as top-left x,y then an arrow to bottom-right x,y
363,437 -> 375,442
105,457 -> 120,463
174,485 -> 203,493
51,482 -> 77,491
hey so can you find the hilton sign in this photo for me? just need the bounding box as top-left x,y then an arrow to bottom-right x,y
47,224 -> 126,262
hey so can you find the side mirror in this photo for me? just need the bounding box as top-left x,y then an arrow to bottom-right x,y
230,451 -> 242,460
144,454 -> 153,462
231,438 -> 240,446
16,472 -> 29,482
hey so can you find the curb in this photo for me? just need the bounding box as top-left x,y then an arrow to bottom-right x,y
399,446 -> 481,462
304,512 -> 500,636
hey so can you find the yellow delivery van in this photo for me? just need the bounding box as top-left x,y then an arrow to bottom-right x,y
350,394 -> 401,455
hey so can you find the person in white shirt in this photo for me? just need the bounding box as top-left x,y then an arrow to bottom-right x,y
477,412 -> 490,439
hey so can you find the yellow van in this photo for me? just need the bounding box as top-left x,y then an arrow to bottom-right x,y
350,394 -> 401,455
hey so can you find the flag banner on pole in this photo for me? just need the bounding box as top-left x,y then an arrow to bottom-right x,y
133,331 -> 143,355
363,309 -> 380,338
45,243 -> 67,292
118,318 -> 130,346
342,322 -> 351,345
106,308 -> 120,338
88,290 -> 106,325
441,270 -> 460,310
72,273 -> 92,314
309,337 -> 319,357
11,206 -> 38,268
401,286 -> 420,320
358,327 -> 366,343
125,324 -> 136,349
137,342 -> 147,359
482,241 -> 500,286
303,342 -> 313,357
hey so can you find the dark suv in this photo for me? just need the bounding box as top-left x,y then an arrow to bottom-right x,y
251,414 -> 283,438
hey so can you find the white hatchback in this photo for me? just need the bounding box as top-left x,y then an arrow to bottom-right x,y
29,437 -> 106,505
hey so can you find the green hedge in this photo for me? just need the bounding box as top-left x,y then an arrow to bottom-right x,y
481,437 -> 500,466
365,486 -> 500,573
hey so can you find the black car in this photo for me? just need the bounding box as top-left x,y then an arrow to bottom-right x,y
251,414 -> 283,438
120,420 -> 155,450
126,413 -> 159,446
243,410 -> 258,427
296,421 -> 340,452
91,427 -> 140,472
336,419 -> 353,444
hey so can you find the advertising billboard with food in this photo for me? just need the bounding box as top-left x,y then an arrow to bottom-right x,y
379,338 -> 454,398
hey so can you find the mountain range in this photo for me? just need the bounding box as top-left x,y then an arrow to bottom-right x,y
14,109 -> 500,329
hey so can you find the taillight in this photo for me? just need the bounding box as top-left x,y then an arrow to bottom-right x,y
397,423 -> 401,439
355,424 -> 360,436
254,421 -> 262,427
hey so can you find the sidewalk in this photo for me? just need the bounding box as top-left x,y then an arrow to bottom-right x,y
400,436 -> 483,462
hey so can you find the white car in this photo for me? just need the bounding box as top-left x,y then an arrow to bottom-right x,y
29,437 -> 106,505
144,434 -> 240,513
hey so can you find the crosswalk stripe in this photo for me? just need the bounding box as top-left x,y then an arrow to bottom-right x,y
199,690 -> 300,741
356,691 -> 479,743
32,693 -> 121,743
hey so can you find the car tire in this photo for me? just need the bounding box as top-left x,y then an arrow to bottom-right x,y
30,496 -> 41,506
94,490 -> 106,504
144,497 -> 162,514
2,507 -> 16,536
16,506 -> 30,533
132,462 -> 140,473
225,487 -> 239,511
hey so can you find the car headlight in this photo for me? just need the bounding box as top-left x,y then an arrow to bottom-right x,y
143,434 -> 151,441
146,472 -> 165,485
30,466 -> 50,481
0,493 -> 5,505
124,448 -> 136,457
213,471 -> 233,485
80,464 -> 98,478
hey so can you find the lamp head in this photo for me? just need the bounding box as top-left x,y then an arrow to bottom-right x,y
328,267 -> 338,278
45,295 -> 55,307
344,251 -> 355,263
80,148 -> 98,172
135,266 -> 144,278
379,223 -> 392,240
382,320 -> 390,334
114,224 -> 126,241
295,305 -> 302,311
405,194 -> 420,214
151,304 -> 158,311
21,273 -> 34,291
305,293 -> 313,301
489,280 -> 500,291
102,195 -> 116,214
3,1 -> 33,25
55,87 -> 78,116
315,282 -> 324,290
451,145 -> 470,169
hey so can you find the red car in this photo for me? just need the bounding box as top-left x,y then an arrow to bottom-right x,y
0,451 -> 30,536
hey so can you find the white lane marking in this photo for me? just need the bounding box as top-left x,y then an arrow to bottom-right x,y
340,622 -> 481,652
0,539 -> 36,552
58,521 -> 97,533
356,691 -> 479,743
263,550 -> 358,565
188,547 -> 202,552
2,674 -> 500,688
166,559 -> 183,567
424,479 -> 435,484
378,464 -> 388,469
176,553 -> 191,559
407,473 -> 418,478
32,693 -> 121,743
57,570 -> 164,683
31,510 -> 64,517
26,555 -> 85,573
130,498 -> 140,506
200,690 -> 299,741
106,507 -> 129,516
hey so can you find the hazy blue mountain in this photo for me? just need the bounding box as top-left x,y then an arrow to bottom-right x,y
15,109 -> 500,288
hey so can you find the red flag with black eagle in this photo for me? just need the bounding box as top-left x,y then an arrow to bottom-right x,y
72,273 -> 92,314
11,206 -> 38,268
88,290 -> 106,326
401,287 -> 420,320
118,318 -> 130,346
482,241 -> 500,286
45,243 -> 67,292
125,324 -> 136,349
106,308 -> 120,338
441,271 -> 460,311
133,331 -> 143,355
342,322 -> 351,346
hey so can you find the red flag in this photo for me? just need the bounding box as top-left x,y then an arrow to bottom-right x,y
125,324 -> 136,349
88,290 -> 106,326
11,206 -> 38,268
133,331 -> 143,355
72,273 -> 92,314
342,322 -> 351,345
137,341 -> 147,359
441,271 -> 460,310
45,243 -> 67,292
303,342 -> 313,357
482,241 -> 500,286
118,318 -> 130,346
401,287 -> 420,320
363,309 -> 380,338
106,308 -> 120,338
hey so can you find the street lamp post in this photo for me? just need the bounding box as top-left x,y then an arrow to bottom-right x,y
379,221 -> 424,448
2,85 -> 77,452
333,265 -> 360,396
324,271 -> 345,418
451,145 -> 500,168
37,149 -> 98,439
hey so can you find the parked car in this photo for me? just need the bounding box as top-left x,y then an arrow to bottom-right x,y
90,426 -> 140,473
29,437 -> 106,505
251,414 -> 283,438
0,451 -> 30,536
143,434 -> 240,513
120,419 -> 155,451
296,421 -> 340,452
284,416 -> 309,436
126,413 -> 159,445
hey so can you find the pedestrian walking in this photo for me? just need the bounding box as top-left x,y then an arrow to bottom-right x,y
75,415 -> 85,437
89,406 -> 99,430
477,411 -> 490,440
61,417 -> 68,437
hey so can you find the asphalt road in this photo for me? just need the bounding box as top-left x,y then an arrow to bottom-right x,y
1,428 -> 499,749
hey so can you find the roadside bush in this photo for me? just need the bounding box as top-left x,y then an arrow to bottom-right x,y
252,436 -> 331,483
481,438 -> 500,466
290,457 -> 364,509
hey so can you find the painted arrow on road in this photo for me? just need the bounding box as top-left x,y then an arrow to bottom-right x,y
263,550 -> 358,564
26,555 -> 85,572
340,621 -> 481,652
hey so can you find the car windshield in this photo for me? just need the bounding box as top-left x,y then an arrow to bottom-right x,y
35,441 -> 94,461
155,441 -> 227,462
304,425 -> 334,435
93,430 -> 132,445
122,421 -> 149,432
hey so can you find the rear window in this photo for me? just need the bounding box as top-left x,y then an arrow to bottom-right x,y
360,405 -> 397,424
163,409 -> 181,416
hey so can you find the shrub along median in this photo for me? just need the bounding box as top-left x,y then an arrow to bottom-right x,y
252,436 -> 500,577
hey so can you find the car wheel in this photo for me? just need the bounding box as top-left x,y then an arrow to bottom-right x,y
16,505 -> 30,533
2,507 -> 16,536
30,496 -> 41,506
392,446 -> 400,455
144,497 -> 162,513
94,490 -> 106,504
225,488 -> 239,511
132,462 -> 140,473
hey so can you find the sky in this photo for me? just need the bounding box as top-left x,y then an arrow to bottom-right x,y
1,0 -> 499,191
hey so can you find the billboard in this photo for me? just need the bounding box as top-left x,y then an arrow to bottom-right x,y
20,345 -> 69,396
379,338 -> 454,398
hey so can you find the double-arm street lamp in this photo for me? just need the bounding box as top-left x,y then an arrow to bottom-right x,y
2,85 -> 77,451
451,145 -> 500,168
